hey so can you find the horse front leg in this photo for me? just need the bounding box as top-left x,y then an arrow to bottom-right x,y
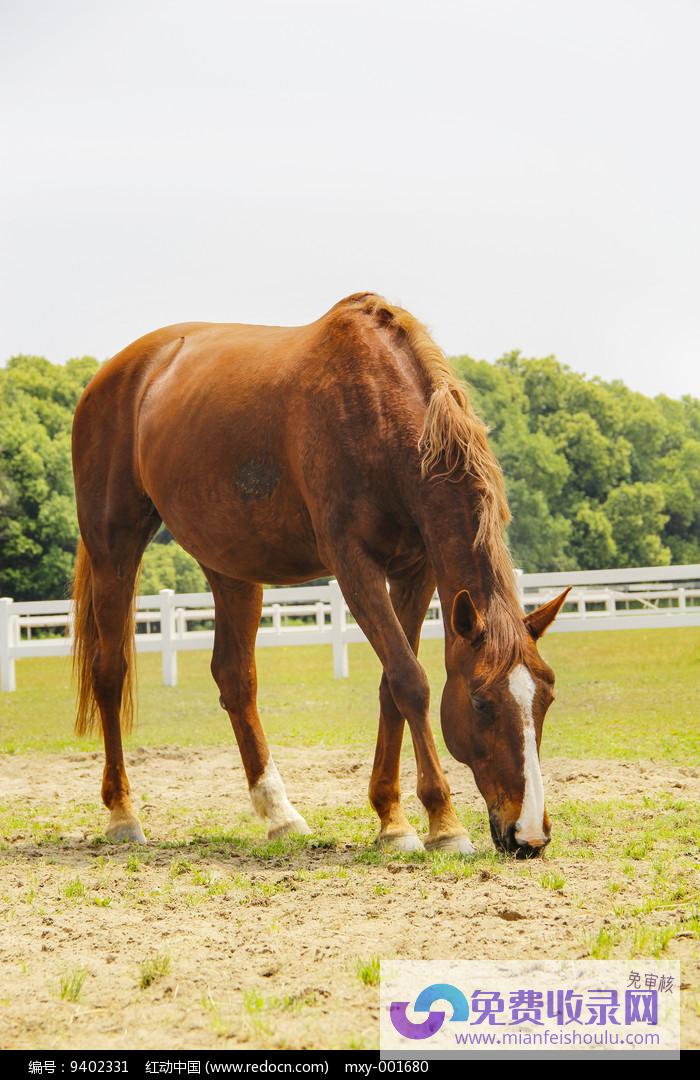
369,563 -> 435,852
205,572 -> 310,840
370,673 -> 422,850
332,548 -> 475,855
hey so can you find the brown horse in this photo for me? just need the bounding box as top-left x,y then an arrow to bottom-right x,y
71,293 -> 569,857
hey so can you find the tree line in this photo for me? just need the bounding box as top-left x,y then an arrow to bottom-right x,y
1,352 -> 698,601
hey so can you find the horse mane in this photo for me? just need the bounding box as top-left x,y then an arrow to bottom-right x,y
336,293 -> 527,680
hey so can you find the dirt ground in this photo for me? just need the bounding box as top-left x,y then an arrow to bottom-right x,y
1,746 -> 699,1050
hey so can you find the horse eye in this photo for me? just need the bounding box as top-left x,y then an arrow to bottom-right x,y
472,696 -> 492,718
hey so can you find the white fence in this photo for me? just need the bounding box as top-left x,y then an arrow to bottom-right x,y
1,565 -> 700,691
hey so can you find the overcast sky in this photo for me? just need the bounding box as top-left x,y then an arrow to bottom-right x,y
1,0 -> 698,398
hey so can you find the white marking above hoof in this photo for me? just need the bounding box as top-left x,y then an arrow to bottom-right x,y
378,832 -> 425,853
425,834 -> 477,856
106,817 -> 147,844
250,758 -> 310,839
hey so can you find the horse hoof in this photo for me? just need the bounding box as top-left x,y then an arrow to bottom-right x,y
106,818 -> 147,844
378,832 -> 425,853
425,834 -> 476,856
267,814 -> 311,840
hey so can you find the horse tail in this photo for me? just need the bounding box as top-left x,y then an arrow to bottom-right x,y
72,539 -> 138,736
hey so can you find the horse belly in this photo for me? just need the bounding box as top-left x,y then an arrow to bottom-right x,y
139,434 -> 324,583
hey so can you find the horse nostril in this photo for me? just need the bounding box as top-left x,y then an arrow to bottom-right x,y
515,835 -> 550,858
515,820 -> 551,847
490,818 -> 553,855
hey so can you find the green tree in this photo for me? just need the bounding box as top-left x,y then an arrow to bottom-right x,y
0,356 -> 98,600
140,543 -> 207,593
568,503 -> 617,569
604,483 -> 671,567
512,354 -> 571,423
506,481 -> 573,571
610,385 -> 676,481
658,439 -> 700,563
550,412 -> 630,503
458,351 -> 695,572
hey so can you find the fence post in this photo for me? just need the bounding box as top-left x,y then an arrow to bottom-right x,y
159,589 -> 178,687
328,580 -> 349,678
0,598 -> 16,692
678,587 -> 687,611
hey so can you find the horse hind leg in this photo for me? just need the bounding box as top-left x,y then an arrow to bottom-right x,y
205,572 -> 310,839
95,572 -> 147,842
73,513 -> 159,843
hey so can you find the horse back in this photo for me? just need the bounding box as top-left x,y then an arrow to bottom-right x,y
74,309 -> 431,580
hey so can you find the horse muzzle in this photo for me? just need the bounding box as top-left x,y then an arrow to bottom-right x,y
489,816 -> 551,858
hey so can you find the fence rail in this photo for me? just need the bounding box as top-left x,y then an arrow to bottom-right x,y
2,564 -> 700,690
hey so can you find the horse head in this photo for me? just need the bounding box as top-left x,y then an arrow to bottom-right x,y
440,587 -> 571,857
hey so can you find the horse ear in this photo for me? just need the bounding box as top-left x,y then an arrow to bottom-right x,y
451,589 -> 486,644
524,587 -> 572,640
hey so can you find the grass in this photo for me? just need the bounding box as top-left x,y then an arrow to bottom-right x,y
62,877 -> 86,899
202,990 -> 228,1038
540,870 -> 565,891
356,956 -> 380,987
0,627 -> 698,1047
138,953 -> 171,989
0,785 -> 698,1046
588,927 -> 619,959
242,988 -> 266,1013
1,628 -> 699,761
59,967 -> 87,1002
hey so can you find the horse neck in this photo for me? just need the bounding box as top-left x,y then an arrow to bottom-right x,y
414,480 -> 521,638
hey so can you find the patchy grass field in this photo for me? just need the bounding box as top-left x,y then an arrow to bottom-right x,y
3,628 -> 700,759
1,629 -> 699,1050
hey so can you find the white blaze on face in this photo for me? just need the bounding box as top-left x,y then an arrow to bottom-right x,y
249,758 -> 310,835
507,664 -> 546,844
